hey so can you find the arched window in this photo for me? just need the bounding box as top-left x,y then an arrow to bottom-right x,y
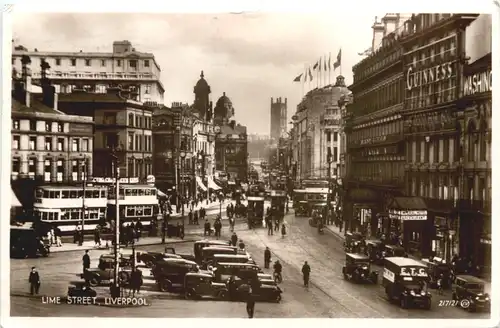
467,120 -> 478,162
479,119 -> 487,162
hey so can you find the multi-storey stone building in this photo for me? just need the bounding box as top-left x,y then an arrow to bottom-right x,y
12,40 -> 164,103
344,14 -> 409,238
57,87 -> 155,180
11,62 -> 94,209
291,76 -> 348,183
401,13 -> 478,260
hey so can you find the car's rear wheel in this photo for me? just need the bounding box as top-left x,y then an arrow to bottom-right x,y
185,289 -> 196,300
89,277 -> 99,287
218,290 -> 228,300
159,280 -> 171,292
275,294 -> 282,303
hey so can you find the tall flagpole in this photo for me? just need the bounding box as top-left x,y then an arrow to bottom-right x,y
328,52 -> 331,85
302,63 -> 306,97
324,54 -> 327,87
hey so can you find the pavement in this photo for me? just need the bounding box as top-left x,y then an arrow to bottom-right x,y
9,208 -> 492,318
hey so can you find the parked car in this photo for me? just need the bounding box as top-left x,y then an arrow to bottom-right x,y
452,275 -> 491,312
184,272 -> 228,300
82,255 -> 132,287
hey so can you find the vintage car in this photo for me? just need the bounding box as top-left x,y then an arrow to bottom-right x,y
210,254 -> 254,269
81,255 -> 133,287
452,275 -> 491,312
201,246 -> 238,269
227,276 -> 282,302
11,226 -> 50,258
164,246 -> 196,262
365,239 -> 384,264
420,257 -> 452,289
382,244 -> 407,258
342,253 -> 378,283
137,251 -> 181,267
294,200 -> 309,217
67,283 -> 97,298
194,239 -> 233,263
344,232 -> 364,253
152,258 -> 203,292
184,272 -> 228,300
213,262 -> 262,283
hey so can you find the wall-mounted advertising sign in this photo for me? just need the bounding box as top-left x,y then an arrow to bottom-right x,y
389,210 -> 427,221
463,69 -> 492,96
406,61 -> 454,91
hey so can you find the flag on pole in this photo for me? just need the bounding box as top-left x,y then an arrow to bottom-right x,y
328,53 -> 331,71
293,73 -> 303,82
333,49 -> 342,70
313,60 -> 319,70
324,56 -> 328,71
358,47 -> 373,56
308,67 -> 313,80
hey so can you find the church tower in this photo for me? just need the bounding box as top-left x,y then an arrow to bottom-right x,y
193,70 -> 212,121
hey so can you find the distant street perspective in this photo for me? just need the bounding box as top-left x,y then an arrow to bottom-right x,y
9,12 -> 492,320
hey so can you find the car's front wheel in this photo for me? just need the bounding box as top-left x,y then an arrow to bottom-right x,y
88,277 -> 99,287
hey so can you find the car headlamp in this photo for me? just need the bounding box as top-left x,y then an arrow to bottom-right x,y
410,290 -> 416,296
420,290 -> 426,296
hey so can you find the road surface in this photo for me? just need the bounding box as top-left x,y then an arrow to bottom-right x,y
10,207 -> 490,318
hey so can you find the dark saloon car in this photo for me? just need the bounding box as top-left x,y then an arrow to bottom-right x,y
342,253 -> 378,284
452,275 -> 491,312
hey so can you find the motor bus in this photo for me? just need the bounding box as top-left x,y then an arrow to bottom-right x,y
33,185 -> 108,232
107,184 -> 160,228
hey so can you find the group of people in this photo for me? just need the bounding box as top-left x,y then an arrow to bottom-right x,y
204,215 -> 223,238
45,227 -> 63,247
264,206 -> 287,237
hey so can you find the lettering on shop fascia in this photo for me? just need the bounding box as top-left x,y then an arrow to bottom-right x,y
406,61 -> 454,91
463,69 -> 492,96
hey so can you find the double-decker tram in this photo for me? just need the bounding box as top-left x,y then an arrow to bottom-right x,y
33,185 -> 108,232
107,184 -> 160,227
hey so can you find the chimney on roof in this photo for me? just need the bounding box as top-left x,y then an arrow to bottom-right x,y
230,120 -> 236,129
20,55 -> 32,107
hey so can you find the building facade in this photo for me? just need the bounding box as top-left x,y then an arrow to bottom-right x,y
11,63 -> 94,209
457,14 -> 491,273
214,92 -> 248,182
291,76 -> 348,183
57,87 -> 155,181
270,97 -> 287,142
401,13 -> 478,260
344,14 -> 408,240
12,40 -> 165,103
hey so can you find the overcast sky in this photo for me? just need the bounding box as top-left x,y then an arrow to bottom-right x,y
13,12 -> 381,135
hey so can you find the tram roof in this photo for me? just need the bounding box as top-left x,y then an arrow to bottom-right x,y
37,185 -> 106,190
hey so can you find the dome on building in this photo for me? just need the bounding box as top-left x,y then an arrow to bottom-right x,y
216,92 -> 232,109
194,70 -> 211,93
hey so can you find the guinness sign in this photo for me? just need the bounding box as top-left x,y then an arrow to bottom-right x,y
406,61 -> 454,91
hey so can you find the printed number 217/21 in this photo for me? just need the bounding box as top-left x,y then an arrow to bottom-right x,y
438,300 -> 460,307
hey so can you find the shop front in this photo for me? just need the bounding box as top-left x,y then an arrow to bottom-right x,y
343,187 -> 380,233
387,197 -> 430,257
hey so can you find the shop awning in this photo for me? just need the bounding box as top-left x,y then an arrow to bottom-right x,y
12,189 -> 21,207
388,197 -> 427,210
208,176 -> 221,190
196,176 -> 208,191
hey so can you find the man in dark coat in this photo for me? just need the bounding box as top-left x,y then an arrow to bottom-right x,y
267,216 -> 273,236
199,207 -> 206,220
193,210 -> 199,225
82,250 -> 91,274
264,247 -> 271,269
214,218 -> 222,239
28,267 -> 40,295
302,261 -> 311,287
231,232 -> 238,247
130,267 -> 143,295
135,220 -> 143,241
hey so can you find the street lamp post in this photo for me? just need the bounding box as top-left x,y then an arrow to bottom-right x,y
180,151 -> 186,223
79,159 -> 87,246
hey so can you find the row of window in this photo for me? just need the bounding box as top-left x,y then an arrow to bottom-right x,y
12,135 -> 90,152
350,162 -> 405,183
353,49 -> 403,83
325,131 -> 339,142
326,147 -> 339,162
35,188 -> 106,199
127,113 -> 153,128
409,174 -> 489,201
108,187 -> 157,198
12,119 -> 64,133
353,79 -> 404,116
127,133 -> 152,152
12,158 -> 88,182
126,161 -> 153,179
350,121 -> 402,143
125,205 -> 154,218
34,207 -> 106,221
14,57 -> 151,69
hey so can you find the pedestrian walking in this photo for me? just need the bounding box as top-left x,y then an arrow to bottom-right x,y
267,217 -> 273,236
264,247 -> 271,269
231,232 -> 238,247
281,223 -> 286,238
193,210 -> 199,225
28,267 -> 40,295
245,280 -> 257,318
302,261 -> 311,287
135,220 -> 143,241
54,226 -> 63,247
214,219 -> 222,239
188,210 -> 193,225
437,274 -> 443,295
130,267 -> 143,296
82,250 -> 91,274
94,227 -> 101,247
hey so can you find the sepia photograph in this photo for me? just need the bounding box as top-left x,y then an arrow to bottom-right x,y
3,3 -> 496,324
